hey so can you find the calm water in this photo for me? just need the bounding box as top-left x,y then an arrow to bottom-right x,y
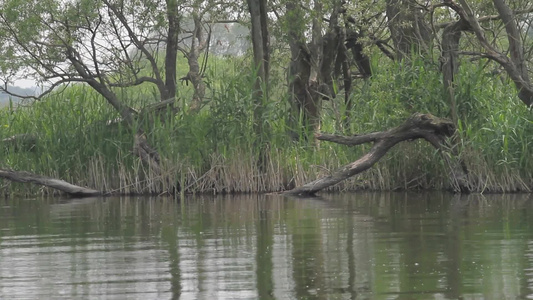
1,192 -> 533,299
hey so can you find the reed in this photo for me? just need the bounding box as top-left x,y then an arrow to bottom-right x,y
0,55 -> 531,196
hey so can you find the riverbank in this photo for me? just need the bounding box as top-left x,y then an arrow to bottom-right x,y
1,58 -> 531,196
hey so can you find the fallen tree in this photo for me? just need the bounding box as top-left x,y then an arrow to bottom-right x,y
0,169 -> 101,197
285,113 -> 470,196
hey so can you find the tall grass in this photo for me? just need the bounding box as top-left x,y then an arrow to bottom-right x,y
0,55 -> 531,196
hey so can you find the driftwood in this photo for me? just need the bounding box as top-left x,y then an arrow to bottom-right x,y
0,169 -> 101,197
285,113 -> 470,196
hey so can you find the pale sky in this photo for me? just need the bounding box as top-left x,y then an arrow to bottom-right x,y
14,79 -> 37,88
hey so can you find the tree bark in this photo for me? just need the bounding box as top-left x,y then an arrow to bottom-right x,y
0,169 -> 101,197
386,0 -> 431,60
440,18 -> 471,124
345,31 -> 372,78
2,134 -> 37,151
187,13 -> 208,112
247,0 -> 269,100
247,0 -> 270,164
285,0 -> 322,135
163,0 -> 180,101
285,113 -> 469,196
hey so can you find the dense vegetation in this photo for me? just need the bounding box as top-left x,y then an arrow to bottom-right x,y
0,0 -> 531,195
1,54 -> 531,195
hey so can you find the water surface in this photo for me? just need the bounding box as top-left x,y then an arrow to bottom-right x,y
1,192 -> 532,299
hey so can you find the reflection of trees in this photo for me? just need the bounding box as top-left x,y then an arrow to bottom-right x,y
287,201 -> 326,300
256,198 -> 274,300
3,193 -> 533,298
161,211 -> 181,299
346,212 -> 357,299
455,194 -> 533,298
344,196 -> 374,299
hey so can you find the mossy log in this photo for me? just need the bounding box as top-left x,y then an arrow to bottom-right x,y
285,113 -> 470,196
0,169 -> 101,197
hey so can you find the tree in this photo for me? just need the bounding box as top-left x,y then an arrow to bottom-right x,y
0,0 -> 187,176
177,0 -> 244,112
247,0 -> 270,138
386,0 -> 432,60
282,0 -> 355,135
436,0 -> 533,108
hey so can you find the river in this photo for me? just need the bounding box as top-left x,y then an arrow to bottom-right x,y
1,192 -> 532,299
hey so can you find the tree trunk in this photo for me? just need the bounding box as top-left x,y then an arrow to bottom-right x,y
386,0 -> 431,60
187,13 -> 208,112
446,0 -> 533,107
259,0 -> 270,86
337,29 -> 353,128
0,169 -> 101,197
248,0 -> 268,99
285,113 -> 469,196
440,19 -> 471,124
345,31 -> 372,78
163,0 -> 179,101
491,0 -> 533,106
286,0 -> 322,135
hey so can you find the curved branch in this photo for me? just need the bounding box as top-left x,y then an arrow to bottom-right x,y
285,113 -> 467,196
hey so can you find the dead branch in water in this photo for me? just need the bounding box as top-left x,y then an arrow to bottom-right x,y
285,113 -> 470,196
0,169 -> 102,197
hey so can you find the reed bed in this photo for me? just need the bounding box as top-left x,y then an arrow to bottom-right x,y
0,56 -> 531,196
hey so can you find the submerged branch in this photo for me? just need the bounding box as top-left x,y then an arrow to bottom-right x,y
285,113 -> 468,196
0,169 -> 102,197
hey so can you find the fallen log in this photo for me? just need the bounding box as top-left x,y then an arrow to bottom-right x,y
285,113 -> 470,196
0,169 -> 102,197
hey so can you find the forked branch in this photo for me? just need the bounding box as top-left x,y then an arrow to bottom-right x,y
285,113 -> 469,196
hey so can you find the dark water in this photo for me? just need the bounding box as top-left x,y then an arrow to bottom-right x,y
1,192 -> 533,299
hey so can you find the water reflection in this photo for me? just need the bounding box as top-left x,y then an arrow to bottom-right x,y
0,193 -> 532,299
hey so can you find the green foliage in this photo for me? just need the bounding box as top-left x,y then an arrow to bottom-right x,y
1,51 -> 532,195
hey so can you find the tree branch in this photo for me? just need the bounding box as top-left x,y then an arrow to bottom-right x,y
0,169 -> 101,197
434,7 -> 533,30
285,113 -> 467,196
441,0 -> 533,107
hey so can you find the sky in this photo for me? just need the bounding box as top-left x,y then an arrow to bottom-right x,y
14,79 -> 37,88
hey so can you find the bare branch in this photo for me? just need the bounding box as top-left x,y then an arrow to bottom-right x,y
440,0 -> 533,106
103,0 -> 164,88
434,7 -> 533,30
